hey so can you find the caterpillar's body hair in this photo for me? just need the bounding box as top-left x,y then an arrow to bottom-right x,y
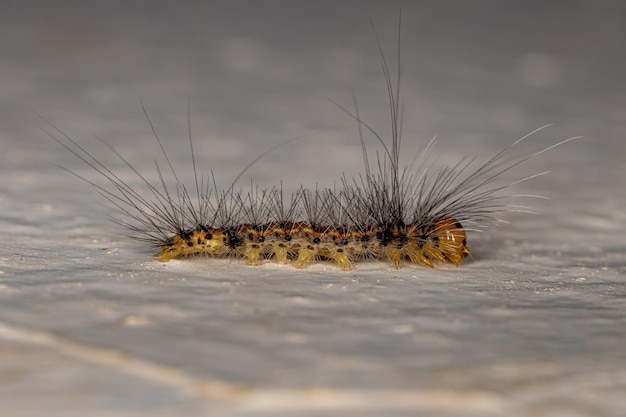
45,15 -> 578,271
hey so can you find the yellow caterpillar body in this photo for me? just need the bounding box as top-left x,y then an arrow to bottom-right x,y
156,218 -> 469,270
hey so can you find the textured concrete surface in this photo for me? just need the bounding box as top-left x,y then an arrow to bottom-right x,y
1,1 -> 625,416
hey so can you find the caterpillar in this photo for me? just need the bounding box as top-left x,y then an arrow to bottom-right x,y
42,17 -> 577,271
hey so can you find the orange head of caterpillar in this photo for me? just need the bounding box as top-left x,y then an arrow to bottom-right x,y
423,218 -> 470,266
386,218 -> 469,269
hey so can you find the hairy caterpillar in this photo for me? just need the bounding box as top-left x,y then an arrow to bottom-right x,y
43,18 -> 577,271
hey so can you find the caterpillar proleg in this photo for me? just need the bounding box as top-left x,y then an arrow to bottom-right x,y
44,16 -> 578,271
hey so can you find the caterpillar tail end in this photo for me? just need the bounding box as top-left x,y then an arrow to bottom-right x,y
156,252 -> 174,262
156,238 -> 184,262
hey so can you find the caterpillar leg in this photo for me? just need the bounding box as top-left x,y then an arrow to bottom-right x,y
244,244 -> 262,265
295,245 -> 318,269
403,245 -> 435,268
385,246 -> 403,269
329,248 -> 352,270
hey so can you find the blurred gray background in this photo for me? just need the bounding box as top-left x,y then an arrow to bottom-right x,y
3,1 -> 624,183
1,1 -> 625,416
